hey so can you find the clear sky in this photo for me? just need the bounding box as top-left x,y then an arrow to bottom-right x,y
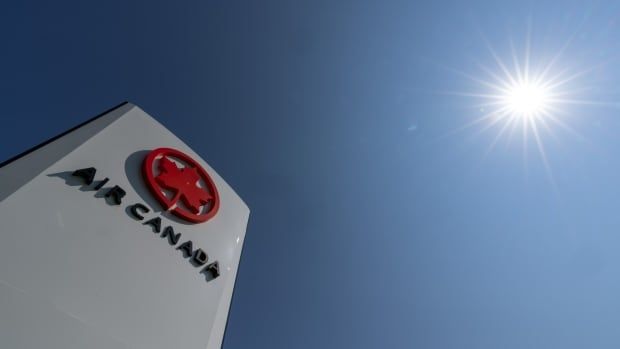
2,1 -> 620,348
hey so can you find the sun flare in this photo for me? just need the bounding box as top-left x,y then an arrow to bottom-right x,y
504,80 -> 552,118
447,31 -> 597,184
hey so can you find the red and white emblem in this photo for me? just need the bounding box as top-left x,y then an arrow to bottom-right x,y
143,148 -> 219,223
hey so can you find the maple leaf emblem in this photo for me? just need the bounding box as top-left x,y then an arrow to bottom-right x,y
155,156 -> 213,214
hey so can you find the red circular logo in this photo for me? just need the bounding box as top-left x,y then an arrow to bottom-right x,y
142,148 -> 219,223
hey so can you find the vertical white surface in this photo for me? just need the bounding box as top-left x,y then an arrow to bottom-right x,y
0,104 -> 249,349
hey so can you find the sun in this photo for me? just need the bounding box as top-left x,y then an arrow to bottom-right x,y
504,80 -> 552,118
444,31 -> 599,184
455,38 -> 594,173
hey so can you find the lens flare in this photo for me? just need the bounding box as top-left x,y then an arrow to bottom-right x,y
445,29 -> 599,184
504,80 -> 551,117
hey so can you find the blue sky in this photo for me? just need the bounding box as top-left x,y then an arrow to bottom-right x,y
2,1 -> 620,348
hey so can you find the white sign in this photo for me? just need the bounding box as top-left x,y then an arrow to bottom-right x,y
0,102 -> 249,349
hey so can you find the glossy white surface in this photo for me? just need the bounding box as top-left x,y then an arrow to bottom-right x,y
0,104 -> 249,349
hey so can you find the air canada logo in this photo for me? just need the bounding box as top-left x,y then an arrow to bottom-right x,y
143,148 -> 219,223
58,147 -> 222,282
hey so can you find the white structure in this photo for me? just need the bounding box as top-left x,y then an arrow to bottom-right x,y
0,102 -> 249,349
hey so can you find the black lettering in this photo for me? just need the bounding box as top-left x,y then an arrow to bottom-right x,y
192,249 -> 208,266
143,217 -> 161,233
201,261 -> 220,281
105,185 -> 126,205
176,240 -> 194,257
93,177 -> 109,190
72,167 -> 96,185
161,226 -> 181,245
129,203 -> 150,220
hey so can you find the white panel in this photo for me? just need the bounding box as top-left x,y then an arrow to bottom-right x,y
0,104 -> 249,349
0,281 -> 128,349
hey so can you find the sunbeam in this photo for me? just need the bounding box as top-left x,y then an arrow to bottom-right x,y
446,28 -> 600,185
